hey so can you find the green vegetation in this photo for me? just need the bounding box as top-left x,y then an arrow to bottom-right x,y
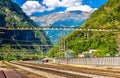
0,0 -> 51,60
48,0 -> 120,58
82,0 -> 120,29
0,0 -> 36,27
0,45 -> 44,61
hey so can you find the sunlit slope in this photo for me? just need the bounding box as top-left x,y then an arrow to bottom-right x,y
82,0 -> 120,29
48,0 -> 120,57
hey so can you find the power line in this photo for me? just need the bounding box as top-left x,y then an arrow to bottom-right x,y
0,44 -> 54,47
0,27 -> 119,32
0,32 -> 5,34
0,38 -> 44,42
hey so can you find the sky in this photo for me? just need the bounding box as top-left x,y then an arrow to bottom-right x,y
11,0 -> 108,16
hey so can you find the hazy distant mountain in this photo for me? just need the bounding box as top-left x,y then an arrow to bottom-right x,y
30,11 -> 91,26
30,11 -> 91,44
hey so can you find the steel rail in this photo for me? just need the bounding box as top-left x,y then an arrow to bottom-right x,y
9,62 -> 115,78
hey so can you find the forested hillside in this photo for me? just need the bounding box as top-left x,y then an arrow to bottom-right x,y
0,0 -> 52,60
48,0 -> 120,57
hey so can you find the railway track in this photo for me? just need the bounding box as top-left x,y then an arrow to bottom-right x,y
6,61 -> 91,78
18,61 -> 120,78
3,62 -> 46,78
6,61 -> 117,78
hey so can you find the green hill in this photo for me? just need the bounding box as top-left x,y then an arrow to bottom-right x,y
82,0 -> 120,29
0,0 -> 52,60
0,0 -> 36,27
48,0 -> 120,58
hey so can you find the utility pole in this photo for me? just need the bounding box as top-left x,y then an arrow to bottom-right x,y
59,30 -> 66,58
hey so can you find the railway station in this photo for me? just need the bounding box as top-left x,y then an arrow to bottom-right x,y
0,0 -> 120,77
0,26 -> 120,78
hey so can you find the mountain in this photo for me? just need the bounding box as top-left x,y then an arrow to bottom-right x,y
30,11 -> 91,26
31,11 -> 91,44
48,0 -> 120,57
82,0 -> 120,29
0,0 -> 52,53
0,0 -> 36,27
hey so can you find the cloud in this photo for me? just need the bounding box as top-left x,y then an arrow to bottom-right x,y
42,0 -> 82,11
21,1 -> 46,15
43,0 -> 61,10
22,0 -> 96,15
61,0 -> 82,7
66,5 -> 96,12
43,0 -> 95,12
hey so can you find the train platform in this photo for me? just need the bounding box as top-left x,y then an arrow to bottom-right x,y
0,61 -> 28,78
0,67 -> 28,78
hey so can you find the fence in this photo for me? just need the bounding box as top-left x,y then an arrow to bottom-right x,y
55,57 -> 120,66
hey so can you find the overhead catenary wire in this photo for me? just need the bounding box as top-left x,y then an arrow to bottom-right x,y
0,44 -> 54,46
0,27 -> 119,31
0,37 -> 42,42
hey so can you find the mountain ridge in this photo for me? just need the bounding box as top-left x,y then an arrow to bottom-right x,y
30,10 -> 91,26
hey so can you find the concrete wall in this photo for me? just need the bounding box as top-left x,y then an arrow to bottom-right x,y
55,57 -> 120,66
